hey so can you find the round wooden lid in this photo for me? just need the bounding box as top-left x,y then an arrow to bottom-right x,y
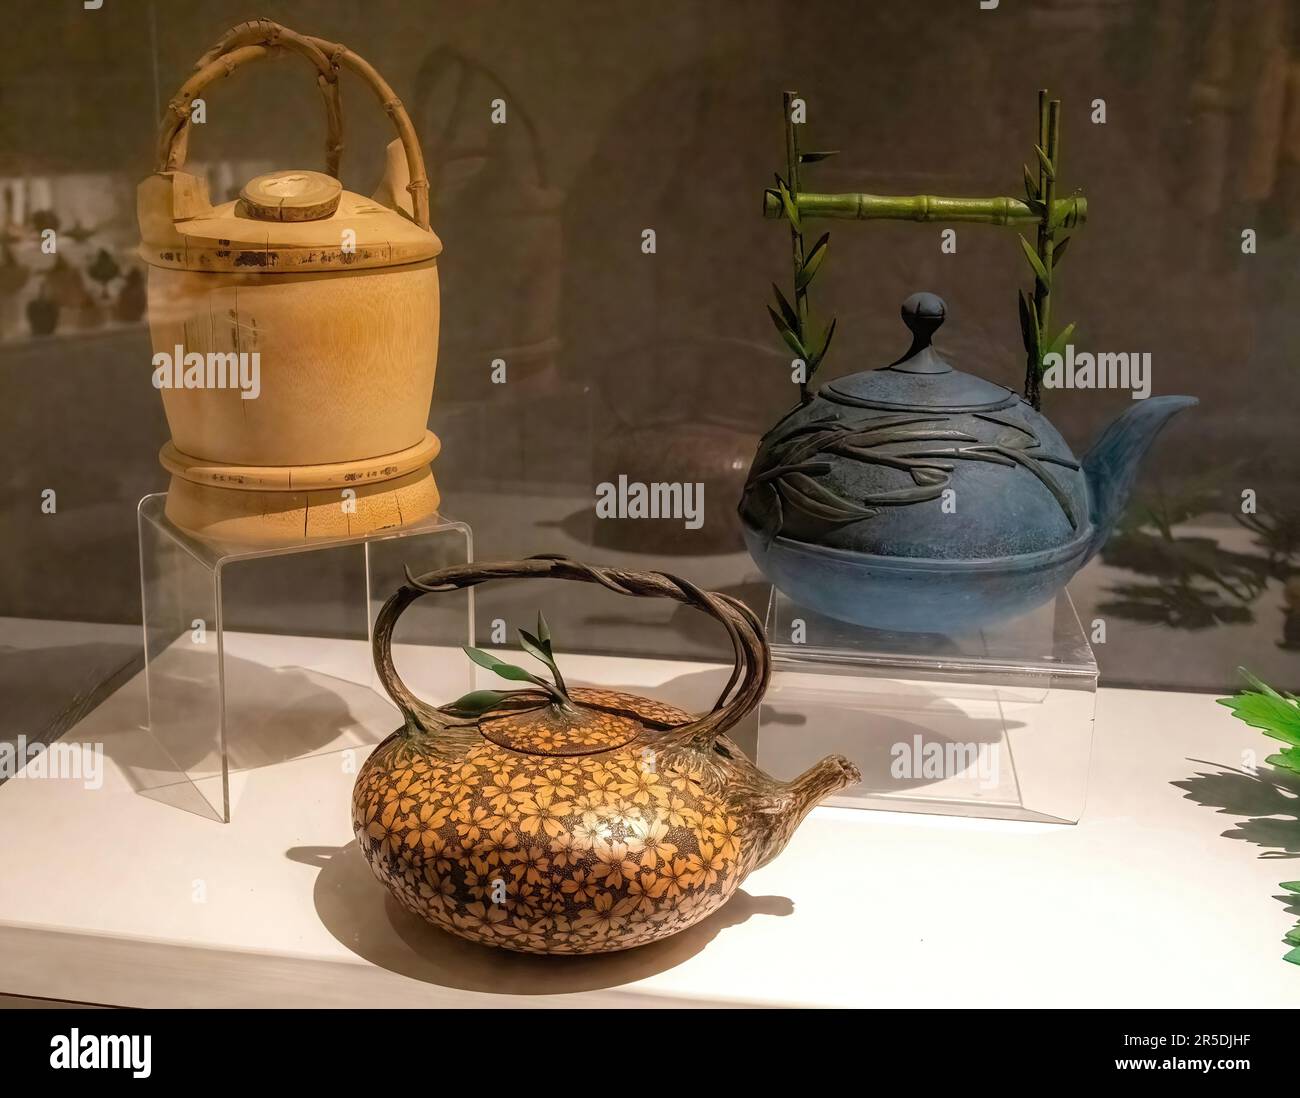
239,170 -> 342,222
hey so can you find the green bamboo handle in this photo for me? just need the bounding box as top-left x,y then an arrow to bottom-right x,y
762,190 -> 1087,228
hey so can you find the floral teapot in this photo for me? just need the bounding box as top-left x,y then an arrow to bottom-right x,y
353,556 -> 859,955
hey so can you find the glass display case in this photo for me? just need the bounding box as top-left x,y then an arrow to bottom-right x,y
137,494 -> 472,823
1,0 -> 1297,1014
758,588 -> 1097,823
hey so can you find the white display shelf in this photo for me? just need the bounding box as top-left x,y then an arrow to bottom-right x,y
0,639 -> 1294,1008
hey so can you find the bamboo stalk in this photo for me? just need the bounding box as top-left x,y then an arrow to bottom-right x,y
783,91 -> 811,404
761,190 -> 1087,227
1027,94 -> 1061,410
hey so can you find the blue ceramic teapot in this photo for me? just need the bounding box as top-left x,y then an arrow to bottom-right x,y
739,292 -> 1196,634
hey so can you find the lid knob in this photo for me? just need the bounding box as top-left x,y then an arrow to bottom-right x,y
901,292 -> 946,343
891,292 -> 952,374
239,170 -> 342,222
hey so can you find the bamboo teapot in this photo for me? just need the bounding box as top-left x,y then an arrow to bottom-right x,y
740,90 -> 1195,634
353,556 -> 860,955
138,20 -> 443,544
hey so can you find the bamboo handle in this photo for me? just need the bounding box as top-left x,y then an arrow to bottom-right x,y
156,19 -> 431,230
762,189 -> 1087,228
373,556 -> 770,749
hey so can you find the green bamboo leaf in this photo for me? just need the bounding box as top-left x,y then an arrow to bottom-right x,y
1050,235 -> 1071,266
1046,322 -> 1077,361
808,316 -> 837,373
1285,926 -> 1300,945
1240,666 -> 1292,700
772,283 -> 799,331
517,629 -> 554,671
1285,945 -> 1300,966
444,689 -> 513,715
1018,235 -> 1051,288
775,177 -> 801,230
521,617 -> 568,698
462,646 -> 509,673
1022,163 -> 1039,203
1017,290 -> 1039,357
799,150 -> 839,163
1035,144 -> 1055,181
796,233 -> 830,290
768,306 -> 808,360
1281,882 -> 1300,893
462,646 -> 547,687
1048,199 -> 1075,230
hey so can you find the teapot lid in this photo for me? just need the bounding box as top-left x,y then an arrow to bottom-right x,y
824,293 -> 1015,412
137,160 -> 442,274
478,694 -> 646,757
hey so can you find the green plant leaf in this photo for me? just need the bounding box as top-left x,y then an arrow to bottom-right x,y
1046,322 -> 1077,361
1266,748 -> 1300,773
1023,163 -> 1038,203
1049,199 -> 1075,230
462,646 -> 546,686
1285,945 -> 1300,965
517,629 -> 554,671
535,611 -> 552,652
1217,680 -> 1300,746
768,305 -> 808,360
1050,235 -> 1071,266
444,689 -> 513,715
808,316 -> 837,373
1018,235 -> 1051,288
775,177 -> 801,230
1035,144 -> 1055,181
1239,666 -> 1298,702
1017,290 -> 1039,357
796,233 -> 830,290
799,150 -> 839,163
772,283 -> 799,331
1284,925 -> 1300,946
518,625 -> 567,690
1279,882 -> 1300,893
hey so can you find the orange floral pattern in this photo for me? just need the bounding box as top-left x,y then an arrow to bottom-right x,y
353,690 -> 745,955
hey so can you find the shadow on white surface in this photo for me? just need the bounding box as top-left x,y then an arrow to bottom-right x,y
1173,759 -> 1300,856
289,842 -> 794,995
110,652 -> 397,822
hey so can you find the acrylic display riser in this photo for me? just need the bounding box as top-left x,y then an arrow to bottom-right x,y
756,586 -> 1098,824
137,493 -> 472,822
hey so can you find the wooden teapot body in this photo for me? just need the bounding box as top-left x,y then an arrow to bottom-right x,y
353,558 -> 859,956
139,21 -> 443,545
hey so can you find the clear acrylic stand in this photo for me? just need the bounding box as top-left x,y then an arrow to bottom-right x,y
757,587 -> 1098,824
136,493 -> 473,823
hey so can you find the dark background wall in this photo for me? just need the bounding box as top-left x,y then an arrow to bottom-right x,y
2,0 -> 1298,715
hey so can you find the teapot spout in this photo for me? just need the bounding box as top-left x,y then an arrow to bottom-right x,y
753,755 -> 860,870
1081,395 -> 1197,561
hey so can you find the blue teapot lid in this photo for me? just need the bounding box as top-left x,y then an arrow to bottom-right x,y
824,292 -> 1015,412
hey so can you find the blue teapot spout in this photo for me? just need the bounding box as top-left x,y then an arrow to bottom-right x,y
1081,395 -> 1198,561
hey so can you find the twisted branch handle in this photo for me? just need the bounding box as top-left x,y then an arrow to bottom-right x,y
373,555 -> 771,751
155,19 -> 431,230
